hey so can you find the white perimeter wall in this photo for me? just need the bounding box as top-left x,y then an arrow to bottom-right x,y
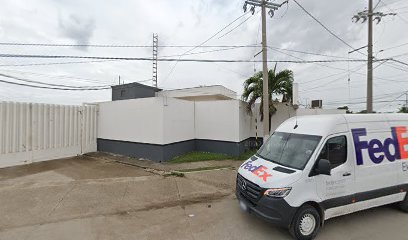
98,98 -> 249,144
194,100 -> 240,142
97,98 -> 346,146
98,98 -> 164,144
163,98 -> 195,144
98,97 -> 195,145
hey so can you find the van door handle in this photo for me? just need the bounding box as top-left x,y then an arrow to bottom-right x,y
343,172 -> 351,177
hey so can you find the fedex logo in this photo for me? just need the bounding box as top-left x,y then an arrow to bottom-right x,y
241,161 -> 272,182
352,127 -> 408,165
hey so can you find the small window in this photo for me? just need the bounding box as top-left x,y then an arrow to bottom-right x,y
318,136 -> 347,169
120,90 -> 126,97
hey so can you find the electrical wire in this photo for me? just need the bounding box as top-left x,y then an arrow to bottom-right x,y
0,53 -> 389,63
299,63 -> 366,85
217,12 -> 258,40
379,0 -> 408,24
0,72 -> 111,89
159,45 -> 256,58
0,69 -> 115,85
0,59 -> 118,67
0,78 -> 111,90
292,0 -> 356,50
0,43 -> 260,48
162,11 -> 251,82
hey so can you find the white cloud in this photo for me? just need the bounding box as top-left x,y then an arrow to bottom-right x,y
0,0 -> 406,112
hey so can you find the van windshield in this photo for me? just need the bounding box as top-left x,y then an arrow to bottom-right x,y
257,132 -> 322,170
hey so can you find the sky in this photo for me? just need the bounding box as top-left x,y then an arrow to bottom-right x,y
0,0 -> 407,112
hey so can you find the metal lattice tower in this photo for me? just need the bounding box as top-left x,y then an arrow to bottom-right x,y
152,33 -> 158,88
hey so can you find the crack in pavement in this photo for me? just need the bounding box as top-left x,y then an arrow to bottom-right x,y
47,183 -> 77,217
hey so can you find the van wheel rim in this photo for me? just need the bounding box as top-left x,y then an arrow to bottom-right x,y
299,213 -> 316,236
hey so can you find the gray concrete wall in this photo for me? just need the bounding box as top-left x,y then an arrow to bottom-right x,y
97,138 -> 259,162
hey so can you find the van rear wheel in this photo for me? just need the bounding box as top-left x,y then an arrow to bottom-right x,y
400,193 -> 408,212
289,204 -> 321,240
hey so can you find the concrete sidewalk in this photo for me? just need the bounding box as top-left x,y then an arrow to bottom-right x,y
0,154 -> 236,235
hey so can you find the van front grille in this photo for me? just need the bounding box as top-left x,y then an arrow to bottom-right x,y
236,173 -> 263,204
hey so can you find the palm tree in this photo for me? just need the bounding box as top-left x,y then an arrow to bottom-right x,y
399,106 -> 408,113
242,65 -> 294,124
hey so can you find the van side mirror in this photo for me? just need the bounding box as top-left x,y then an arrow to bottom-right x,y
316,159 -> 331,176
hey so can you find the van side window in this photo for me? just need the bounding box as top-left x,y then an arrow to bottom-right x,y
319,136 -> 347,169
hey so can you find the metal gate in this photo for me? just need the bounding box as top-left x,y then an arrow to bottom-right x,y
0,101 -> 97,168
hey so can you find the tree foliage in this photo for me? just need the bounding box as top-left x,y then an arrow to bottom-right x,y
398,106 -> 408,113
242,65 -> 294,122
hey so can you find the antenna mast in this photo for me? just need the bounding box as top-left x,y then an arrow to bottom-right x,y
152,33 -> 158,88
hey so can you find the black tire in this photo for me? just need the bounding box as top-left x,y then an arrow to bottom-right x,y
289,204 -> 321,240
400,193 -> 408,212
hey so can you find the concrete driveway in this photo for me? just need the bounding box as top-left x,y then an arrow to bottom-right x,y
0,154 -> 407,240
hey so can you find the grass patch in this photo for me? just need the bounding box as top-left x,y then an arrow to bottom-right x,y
170,152 -> 231,163
233,149 -> 258,161
170,149 -> 258,163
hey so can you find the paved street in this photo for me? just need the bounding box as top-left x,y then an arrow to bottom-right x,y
0,154 -> 407,240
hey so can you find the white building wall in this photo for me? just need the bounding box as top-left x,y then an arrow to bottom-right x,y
194,100 -> 240,142
0,101 -> 97,168
239,101 -> 254,142
96,97 -> 346,148
98,98 -> 164,144
162,98 -> 195,144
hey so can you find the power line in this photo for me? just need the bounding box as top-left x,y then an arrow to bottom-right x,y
292,0 -> 356,50
0,72 -> 111,89
324,99 -> 405,106
379,0 -> 408,24
269,46 -> 358,60
0,78 -> 111,90
0,68 -> 115,85
299,64 -> 366,93
0,59 -> 117,67
0,53 -> 390,63
217,11 -> 258,40
162,11 -> 251,82
325,90 -> 407,104
299,63 -> 367,85
267,46 -> 361,73
160,45 -> 257,58
0,42 -> 260,48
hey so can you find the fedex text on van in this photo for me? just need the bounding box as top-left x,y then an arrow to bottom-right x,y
352,127 -> 408,165
241,161 -> 272,181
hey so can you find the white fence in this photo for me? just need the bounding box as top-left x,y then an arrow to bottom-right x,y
0,101 -> 97,168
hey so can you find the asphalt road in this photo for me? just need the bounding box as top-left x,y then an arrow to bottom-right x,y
2,195 -> 407,240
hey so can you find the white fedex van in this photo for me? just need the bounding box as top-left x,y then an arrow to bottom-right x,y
236,114 -> 408,240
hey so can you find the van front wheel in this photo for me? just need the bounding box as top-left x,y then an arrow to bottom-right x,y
400,193 -> 408,212
290,205 -> 321,240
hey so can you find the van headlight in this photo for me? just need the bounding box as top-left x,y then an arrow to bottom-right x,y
264,187 -> 292,198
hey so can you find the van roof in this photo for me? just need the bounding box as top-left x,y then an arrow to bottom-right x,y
276,113 -> 408,137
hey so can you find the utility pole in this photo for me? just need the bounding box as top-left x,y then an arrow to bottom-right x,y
152,33 -> 158,88
243,0 -> 287,141
353,3 -> 396,113
405,91 -> 408,108
367,0 -> 373,113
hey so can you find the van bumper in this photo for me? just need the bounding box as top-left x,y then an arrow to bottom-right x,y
236,187 -> 297,229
